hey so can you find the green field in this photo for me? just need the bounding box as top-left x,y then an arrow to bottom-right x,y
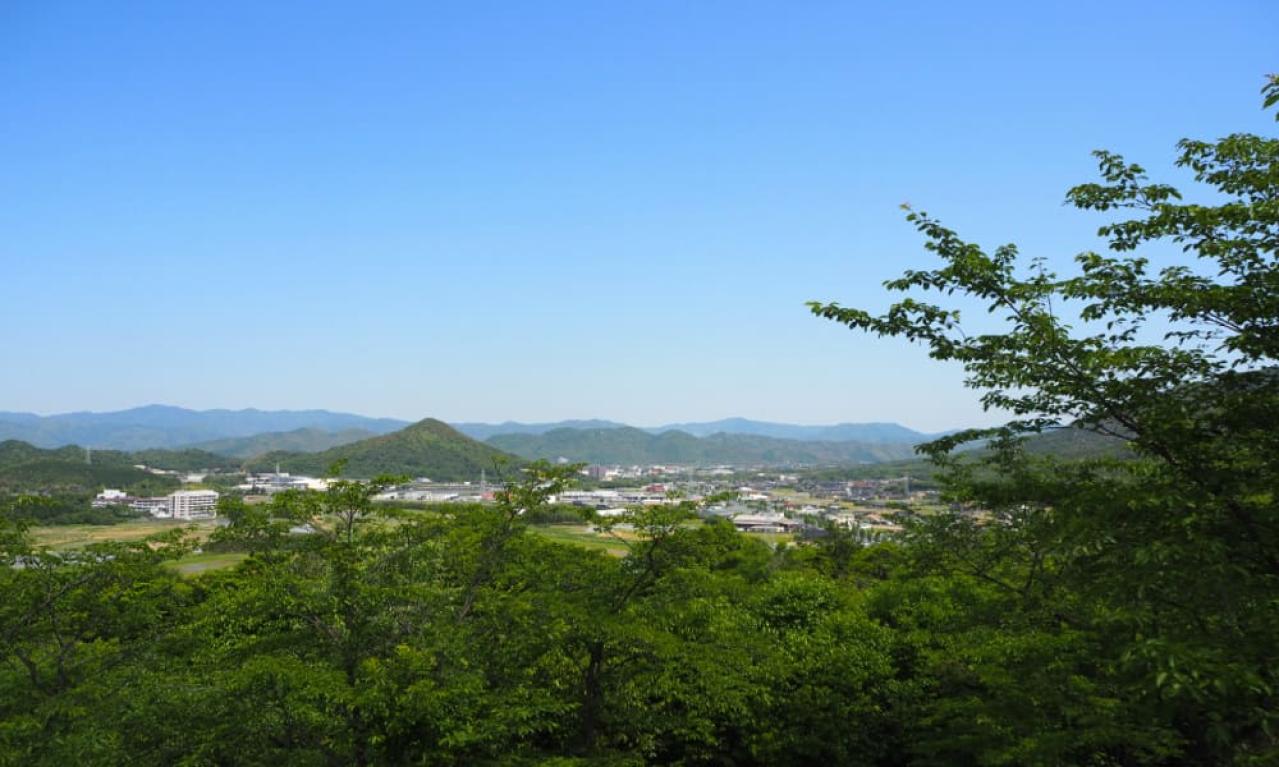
750,532 -> 796,548
530,524 -> 634,556
164,551 -> 249,576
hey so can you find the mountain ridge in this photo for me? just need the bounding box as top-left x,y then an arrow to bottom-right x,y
646,418 -> 934,443
187,427 -> 379,458
243,419 -> 520,481
0,406 -> 955,455
485,426 -> 920,466
451,419 -> 629,441
454,418 -> 945,444
0,406 -> 408,451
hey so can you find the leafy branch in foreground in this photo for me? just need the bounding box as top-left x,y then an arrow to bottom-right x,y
811,75 -> 1279,761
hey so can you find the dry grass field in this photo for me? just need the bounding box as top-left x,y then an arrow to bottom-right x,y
30,519 -> 238,576
31,518 -> 219,550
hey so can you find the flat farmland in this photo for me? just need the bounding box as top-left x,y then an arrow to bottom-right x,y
31,518 -> 219,550
165,551 -> 249,576
30,519 -> 241,576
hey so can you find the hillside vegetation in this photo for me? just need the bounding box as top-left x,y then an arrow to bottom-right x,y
487,426 -> 918,466
244,418 -> 519,480
0,441 -> 180,495
798,426 -> 1131,484
129,448 -> 241,472
189,427 -> 378,458
455,418 -> 934,443
649,417 -> 931,442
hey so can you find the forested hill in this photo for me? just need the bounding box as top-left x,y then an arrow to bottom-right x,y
244,418 -> 519,480
799,425 -> 1134,482
0,440 -> 183,494
451,420 -> 629,441
187,427 -> 379,458
646,418 -> 932,442
486,426 -> 919,466
1023,424 -> 1132,458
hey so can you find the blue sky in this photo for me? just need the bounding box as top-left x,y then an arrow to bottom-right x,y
1,1 -> 1275,431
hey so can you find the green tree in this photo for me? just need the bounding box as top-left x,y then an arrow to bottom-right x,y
810,76 -> 1279,763
0,496 -> 197,763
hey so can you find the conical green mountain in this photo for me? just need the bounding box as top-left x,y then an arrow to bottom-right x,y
244,418 -> 519,481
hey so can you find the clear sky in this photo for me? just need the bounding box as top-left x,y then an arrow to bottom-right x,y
1,1 -> 1275,431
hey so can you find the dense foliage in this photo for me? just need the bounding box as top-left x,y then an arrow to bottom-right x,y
809,76 -> 1279,763
1,465 -> 907,765
0,493 -> 149,526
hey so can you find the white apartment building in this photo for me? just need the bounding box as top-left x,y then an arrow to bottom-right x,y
168,490 -> 219,519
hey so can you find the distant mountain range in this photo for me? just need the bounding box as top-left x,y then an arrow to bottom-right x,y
188,427 -> 380,458
0,406 -> 961,474
460,418 -> 940,467
243,419 -> 517,481
481,422 -> 1135,469
0,405 -> 408,451
485,427 -> 919,466
643,418 -> 934,443
0,419 -> 515,489
0,418 -> 1135,496
451,420 -> 630,442
0,407 -> 950,455
454,418 -> 940,444
802,425 -> 1135,484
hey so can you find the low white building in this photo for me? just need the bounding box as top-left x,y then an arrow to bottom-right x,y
91,489 -> 129,508
168,490 -> 219,519
133,497 -> 171,516
238,473 -> 328,494
731,513 -> 804,534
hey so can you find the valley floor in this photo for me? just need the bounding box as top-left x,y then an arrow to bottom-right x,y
27,516 -> 795,574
